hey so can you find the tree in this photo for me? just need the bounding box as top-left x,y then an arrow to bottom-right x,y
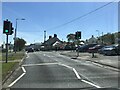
66,34 -> 75,42
100,33 -> 115,45
15,38 -> 26,51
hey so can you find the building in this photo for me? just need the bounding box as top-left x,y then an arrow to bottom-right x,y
85,35 -> 97,44
42,34 -> 63,50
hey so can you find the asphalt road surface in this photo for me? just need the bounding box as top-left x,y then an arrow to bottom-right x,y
7,51 -> 119,89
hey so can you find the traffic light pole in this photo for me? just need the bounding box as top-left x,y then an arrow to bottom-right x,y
6,34 -> 8,63
76,33 -> 79,57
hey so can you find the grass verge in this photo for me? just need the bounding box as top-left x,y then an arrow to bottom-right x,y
2,62 -> 19,80
2,51 -> 25,80
2,52 -> 25,61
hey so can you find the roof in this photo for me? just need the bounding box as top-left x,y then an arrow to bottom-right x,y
44,37 -> 62,46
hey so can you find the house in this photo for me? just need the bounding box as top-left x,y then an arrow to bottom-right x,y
42,34 -> 63,50
85,35 -> 97,44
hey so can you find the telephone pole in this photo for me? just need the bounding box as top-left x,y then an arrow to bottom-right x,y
44,30 -> 46,43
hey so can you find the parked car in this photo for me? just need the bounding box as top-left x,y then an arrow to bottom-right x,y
88,45 -> 104,53
98,45 -> 118,56
114,44 -> 120,55
77,44 -> 97,52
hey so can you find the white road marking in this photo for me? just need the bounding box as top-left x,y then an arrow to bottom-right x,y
26,54 -> 29,58
8,73 -> 26,87
72,68 -> 81,79
8,67 -> 27,87
43,54 -> 46,56
22,63 -> 59,67
58,63 -> 73,69
22,67 -> 26,73
58,64 -> 81,79
58,63 -> 101,88
81,79 -> 101,88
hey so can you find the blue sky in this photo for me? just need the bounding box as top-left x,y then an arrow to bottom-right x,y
2,2 -> 118,45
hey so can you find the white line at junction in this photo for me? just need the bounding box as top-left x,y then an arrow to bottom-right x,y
22,63 -> 59,67
8,73 -> 26,87
22,67 -> 26,73
81,79 -> 101,88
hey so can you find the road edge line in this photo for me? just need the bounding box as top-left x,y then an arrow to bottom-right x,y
22,67 -> 26,73
8,73 -> 26,87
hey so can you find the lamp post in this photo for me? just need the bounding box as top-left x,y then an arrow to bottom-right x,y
96,30 -> 100,37
96,30 -> 100,44
14,18 -> 25,53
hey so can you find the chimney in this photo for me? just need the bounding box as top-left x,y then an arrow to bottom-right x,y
54,34 -> 57,38
49,36 -> 52,39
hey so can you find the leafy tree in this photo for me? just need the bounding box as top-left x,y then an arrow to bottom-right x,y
100,33 -> 115,45
66,34 -> 75,42
15,38 -> 26,51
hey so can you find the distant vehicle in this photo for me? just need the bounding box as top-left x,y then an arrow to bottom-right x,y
77,44 -> 97,52
98,45 -> 118,56
34,48 -> 40,51
27,48 -> 34,53
88,45 -> 104,53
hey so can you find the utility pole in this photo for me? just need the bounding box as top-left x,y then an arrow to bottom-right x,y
102,32 -> 104,44
14,18 -> 25,53
44,30 -> 46,42
6,35 -> 8,63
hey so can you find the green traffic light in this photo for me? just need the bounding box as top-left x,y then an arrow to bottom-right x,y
5,30 -> 8,33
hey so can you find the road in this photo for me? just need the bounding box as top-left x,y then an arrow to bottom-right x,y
7,51 -> 119,89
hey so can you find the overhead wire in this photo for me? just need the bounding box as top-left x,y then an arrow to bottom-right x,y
46,0 -> 116,31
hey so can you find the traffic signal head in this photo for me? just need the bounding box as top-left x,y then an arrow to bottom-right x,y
9,23 -> 14,35
75,31 -> 81,39
3,20 -> 11,34
3,20 -> 14,35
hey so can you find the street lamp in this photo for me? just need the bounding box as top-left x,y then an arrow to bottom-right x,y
96,30 -> 100,37
96,30 -> 100,44
14,18 -> 25,53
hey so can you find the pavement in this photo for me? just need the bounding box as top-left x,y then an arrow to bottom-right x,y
60,51 -> 120,70
3,51 -> 119,89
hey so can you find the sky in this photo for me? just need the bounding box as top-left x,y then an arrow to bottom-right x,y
1,1 -> 118,45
